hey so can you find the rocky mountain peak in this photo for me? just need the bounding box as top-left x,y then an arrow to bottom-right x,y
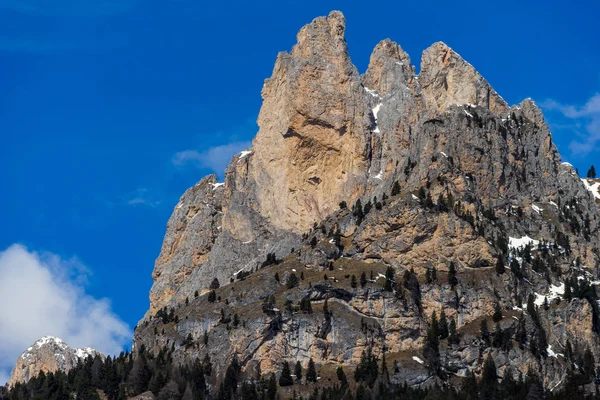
139,18 -> 600,392
293,10 -> 347,56
362,39 -> 416,97
419,41 -> 509,114
9,336 -> 103,387
248,10 -> 370,234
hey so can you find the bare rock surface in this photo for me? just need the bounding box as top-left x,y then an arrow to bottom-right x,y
135,10 -> 600,395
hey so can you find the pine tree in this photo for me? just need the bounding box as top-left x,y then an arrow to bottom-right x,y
351,274 -> 357,288
430,311 -> 439,339
336,366 -> 347,386
587,165 -> 596,179
207,290 -> 216,303
286,272 -> 299,289
492,303 -> 503,322
527,293 -> 538,323
480,354 -> 498,399
425,268 -> 433,284
448,318 -> 459,344
510,258 -> 522,279
496,257 -> 505,275
515,313 -> 527,346
294,361 -> 302,381
279,361 -> 293,387
194,290 -> 199,298
360,271 -> 367,288
391,181 -> 401,196
210,277 -> 220,289
352,199 -> 364,224
439,309 -> 449,339
306,358 -> 318,383
274,272 -> 280,282
431,266 -> 437,282
448,261 -> 458,287
267,373 -> 277,400
384,266 -> 394,291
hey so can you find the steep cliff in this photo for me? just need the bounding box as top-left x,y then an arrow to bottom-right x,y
134,10 -> 600,397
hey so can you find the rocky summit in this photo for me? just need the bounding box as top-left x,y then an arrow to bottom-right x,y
8,336 -> 102,387
128,9 -> 600,397
7,10 -> 600,400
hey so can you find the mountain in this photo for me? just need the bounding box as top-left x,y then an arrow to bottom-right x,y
8,336 -> 103,387
129,9 -> 600,396
6,10 -> 600,400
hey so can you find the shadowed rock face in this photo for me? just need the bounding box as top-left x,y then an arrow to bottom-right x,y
138,12 -> 600,392
9,337 -> 103,387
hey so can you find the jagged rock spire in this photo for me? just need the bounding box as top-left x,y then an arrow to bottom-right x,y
419,41 -> 509,114
248,10 -> 372,233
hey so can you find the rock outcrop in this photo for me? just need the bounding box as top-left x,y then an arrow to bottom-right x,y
9,336 -> 103,387
136,10 -> 600,395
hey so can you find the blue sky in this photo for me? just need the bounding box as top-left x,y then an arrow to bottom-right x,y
0,0 -> 599,378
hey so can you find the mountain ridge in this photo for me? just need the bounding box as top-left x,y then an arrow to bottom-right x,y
7,10 -> 600,399
8,336 -> 103,387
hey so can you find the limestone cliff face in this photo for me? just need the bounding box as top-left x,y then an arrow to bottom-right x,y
138,11 -> 600,393
147,9 -> 600,312
148,174 -> 224,314
9,337 -> 102,387
419,42 -> 509,115
248,10 -> 372,234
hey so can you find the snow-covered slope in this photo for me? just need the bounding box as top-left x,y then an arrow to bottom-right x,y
9,336 -> 103,387
582,178 -> 600,200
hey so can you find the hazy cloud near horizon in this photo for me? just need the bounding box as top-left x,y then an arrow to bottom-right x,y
542,93 -> 600,157
0,244 -> 131,385
172,141 -> 252,179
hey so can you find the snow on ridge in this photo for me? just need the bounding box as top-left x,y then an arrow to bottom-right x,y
581,178 -> 600,200
549,201 -> 558,208
211,182 -> 224,190
238,150 -> 252,162
373,170 -> 383,181
508,236 -> 539,251
531,204 -> 543,214
439,151 -> 448,158
531,283 -> 565,307
412,356 -> 424,364
74,348 -> 96,360
36,336 -> 67,349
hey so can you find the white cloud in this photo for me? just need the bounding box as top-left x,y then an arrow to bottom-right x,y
0,244 -> 131,385
125,187 -> 161,208
541,93 -> 600,156
172,141 -> 251,177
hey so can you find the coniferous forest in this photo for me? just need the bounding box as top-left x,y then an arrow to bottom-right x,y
4,343 -> 600,400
